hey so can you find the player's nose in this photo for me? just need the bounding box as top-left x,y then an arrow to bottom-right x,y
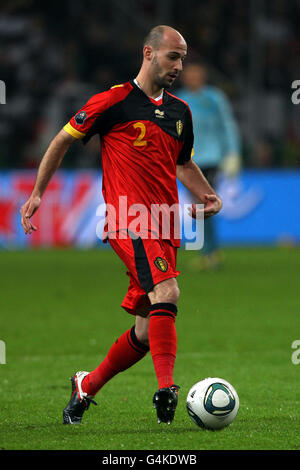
175,58 -> 183,72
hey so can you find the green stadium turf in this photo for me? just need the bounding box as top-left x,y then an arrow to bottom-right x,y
0,246 -> 300,450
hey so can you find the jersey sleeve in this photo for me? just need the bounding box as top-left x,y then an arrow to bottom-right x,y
176,105 -> 194,165
63,90 -> 112,140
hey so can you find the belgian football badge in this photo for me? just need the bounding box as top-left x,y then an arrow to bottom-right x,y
176,120 -> 183,136
154,257 -> 168,272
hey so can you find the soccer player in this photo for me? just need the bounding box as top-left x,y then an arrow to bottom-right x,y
177,61 -> 241,270
20,25 -> 222,425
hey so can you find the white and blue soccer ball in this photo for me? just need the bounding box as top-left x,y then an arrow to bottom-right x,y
186,377 -> 239,430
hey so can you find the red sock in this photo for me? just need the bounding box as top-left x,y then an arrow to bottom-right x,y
148,303 -> 177,389
82,326 -> 149,396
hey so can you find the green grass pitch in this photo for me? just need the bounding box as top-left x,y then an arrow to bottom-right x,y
0,246 -> 300,450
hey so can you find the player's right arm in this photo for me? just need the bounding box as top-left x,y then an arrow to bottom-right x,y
20,85 -> 129,235
20,128 -> 76,235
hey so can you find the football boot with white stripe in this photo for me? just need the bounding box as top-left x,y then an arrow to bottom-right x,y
63,371 -> 97,424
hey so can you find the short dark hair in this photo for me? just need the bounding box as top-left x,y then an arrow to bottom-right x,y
143,25 -> 167,50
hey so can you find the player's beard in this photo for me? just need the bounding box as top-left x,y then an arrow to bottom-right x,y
151,53 -> 176,89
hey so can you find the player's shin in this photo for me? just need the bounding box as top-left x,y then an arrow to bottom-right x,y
148,302 -> 178,389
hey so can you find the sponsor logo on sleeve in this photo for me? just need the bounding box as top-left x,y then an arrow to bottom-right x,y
75,111 -> 87,125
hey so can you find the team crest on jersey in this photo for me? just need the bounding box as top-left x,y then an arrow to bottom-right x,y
75,111 -> 87,125
155,109 -> 165,119
176,120 -> 183,136
154,257 -> 168,272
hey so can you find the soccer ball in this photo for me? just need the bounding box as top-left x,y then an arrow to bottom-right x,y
186,377 -> 239,430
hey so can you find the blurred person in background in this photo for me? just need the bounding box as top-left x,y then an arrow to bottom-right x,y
177,61 -> 242,270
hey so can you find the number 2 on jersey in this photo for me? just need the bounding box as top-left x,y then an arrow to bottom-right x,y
133,122 -> 147,147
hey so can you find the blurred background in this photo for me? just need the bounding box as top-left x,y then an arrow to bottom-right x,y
0,0 -> 300,249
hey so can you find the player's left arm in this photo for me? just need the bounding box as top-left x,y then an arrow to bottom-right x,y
176,103 -> 222,218
176,158 -> 222,219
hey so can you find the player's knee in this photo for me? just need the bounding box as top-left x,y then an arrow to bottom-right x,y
166,283 -> 180,305
137,333 -> 149,347
135,316 -> 149,346
135,326 -> 149,346
149,278 -> 180,305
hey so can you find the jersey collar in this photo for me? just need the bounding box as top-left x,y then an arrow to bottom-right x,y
132,79 -> 164,106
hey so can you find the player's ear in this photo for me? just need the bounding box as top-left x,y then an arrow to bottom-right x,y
143,45 -> 154,61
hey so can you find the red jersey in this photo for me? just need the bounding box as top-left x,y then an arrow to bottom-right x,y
63,80 -> 194,247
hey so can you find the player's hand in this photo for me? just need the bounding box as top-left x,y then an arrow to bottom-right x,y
20,195 -> 41,234
188,194 -> 222,219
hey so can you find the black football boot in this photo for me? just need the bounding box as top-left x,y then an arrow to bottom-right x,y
152,385 -> 180,424
63,371 -> 97,424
